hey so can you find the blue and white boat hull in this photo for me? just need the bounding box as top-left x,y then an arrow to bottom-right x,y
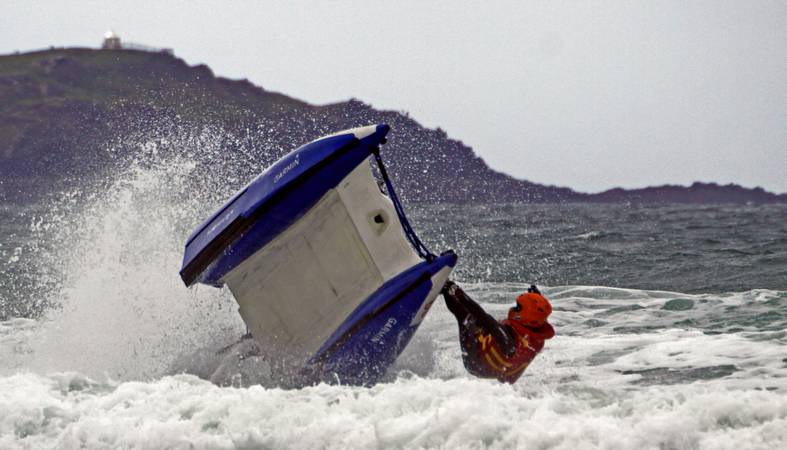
180,124 -> 456,386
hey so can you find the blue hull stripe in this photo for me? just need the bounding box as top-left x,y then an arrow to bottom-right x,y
180,125 -> 391,286
309,269 -> 431,365
196,141 -> 366,285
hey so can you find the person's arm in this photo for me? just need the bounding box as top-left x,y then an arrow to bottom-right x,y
443,281 -> 516,355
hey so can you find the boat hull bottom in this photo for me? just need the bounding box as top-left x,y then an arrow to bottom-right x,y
302,253 -> 456,386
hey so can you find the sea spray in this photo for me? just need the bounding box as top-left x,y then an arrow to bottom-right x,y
1,119 -> 286,379
1,371 -> 784,450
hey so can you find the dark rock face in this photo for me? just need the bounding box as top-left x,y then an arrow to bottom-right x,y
587,183 -> 786,204
1,48 -> 784,205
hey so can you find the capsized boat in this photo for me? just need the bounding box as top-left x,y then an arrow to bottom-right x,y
179,124 -> 457,386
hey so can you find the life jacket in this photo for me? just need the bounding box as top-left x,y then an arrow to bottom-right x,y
468,319 -> 555,384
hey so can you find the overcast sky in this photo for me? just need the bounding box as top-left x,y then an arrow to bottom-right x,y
3,1 -> 786,193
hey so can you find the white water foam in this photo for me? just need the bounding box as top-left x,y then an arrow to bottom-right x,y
2,280 -> 786,449
2,130 -> 252,380
1,370 -> 785,450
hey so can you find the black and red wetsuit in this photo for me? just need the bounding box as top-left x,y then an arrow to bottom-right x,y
443,284 -> 555,383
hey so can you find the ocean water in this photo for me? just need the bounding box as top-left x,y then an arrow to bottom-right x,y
1,138 -> 786,449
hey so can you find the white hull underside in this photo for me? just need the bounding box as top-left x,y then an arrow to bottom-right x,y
223,160 -> 422,366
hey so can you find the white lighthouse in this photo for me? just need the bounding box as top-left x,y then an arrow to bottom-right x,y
102,30 -> 121,50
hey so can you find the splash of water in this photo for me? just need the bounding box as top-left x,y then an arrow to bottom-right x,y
2,120 -> 299,380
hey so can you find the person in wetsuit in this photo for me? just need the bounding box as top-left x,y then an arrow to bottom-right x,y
442,281 -> 555,383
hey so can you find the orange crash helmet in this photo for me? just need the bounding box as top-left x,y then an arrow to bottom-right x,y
508,286 -> 552,327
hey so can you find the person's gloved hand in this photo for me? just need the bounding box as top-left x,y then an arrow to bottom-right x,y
527,284 -> 541,295
442,280 -> 458,296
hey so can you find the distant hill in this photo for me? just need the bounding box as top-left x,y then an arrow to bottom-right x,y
1,48 -> 784,204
